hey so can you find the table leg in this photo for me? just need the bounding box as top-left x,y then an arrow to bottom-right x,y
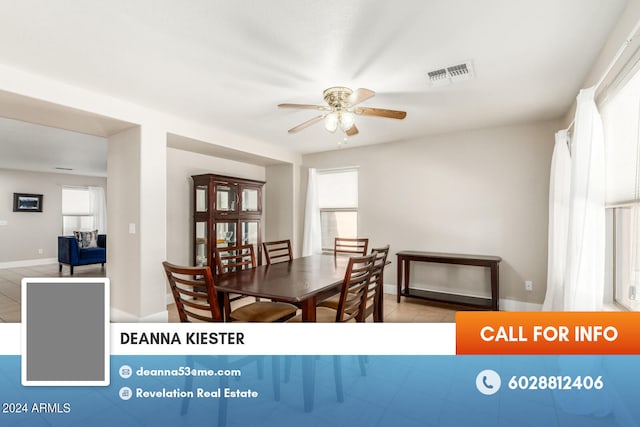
396,256 -> 402,303
404,259 -> 411,297
299,298 -> 317,411
490,262 -> 499,311
375,291 -> 384,322
300,298 -> 317,322
216,291 -> 228,321
375,271 -> 384,322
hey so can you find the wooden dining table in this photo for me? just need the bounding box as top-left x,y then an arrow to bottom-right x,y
215,253 -> 351,322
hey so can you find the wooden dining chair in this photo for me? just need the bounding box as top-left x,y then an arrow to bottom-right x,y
214,244 -> 296,321
318,245 -> 390,322
214,244 -> 255,317
313,246 -> 390,387
263,239 -> 293,264
366,245 -> 390,322
162,261 -> 223,322
334,237 -> 369,256
215,244 -> 256,275
287,253 -> 376,403
289,252 -> 376,323
162,262 -> 284,426
164,260 -> 296,323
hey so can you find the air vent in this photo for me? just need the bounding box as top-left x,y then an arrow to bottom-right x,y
427,61 -> 474,87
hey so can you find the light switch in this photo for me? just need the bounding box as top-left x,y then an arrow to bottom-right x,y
128,223 -> 136,234
0,220 -> 7,226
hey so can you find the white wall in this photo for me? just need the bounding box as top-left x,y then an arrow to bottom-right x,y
264,163 -> 305,259
107,125 -> 168,321
303,120 -> 559,305
265,164 -> 295,245
166,147 -> 266,267
138,125 -> 168,319
562,0 -> 640,125
0,168 -> 106,264
107,127 -> 142,318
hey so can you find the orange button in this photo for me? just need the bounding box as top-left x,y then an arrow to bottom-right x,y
456,312 -> 640,354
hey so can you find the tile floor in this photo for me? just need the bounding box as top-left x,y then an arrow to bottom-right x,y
0,263 -> 461,322
0,262 -> 107,322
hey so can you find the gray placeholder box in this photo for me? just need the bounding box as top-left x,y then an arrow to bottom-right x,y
21,278 -> 110,386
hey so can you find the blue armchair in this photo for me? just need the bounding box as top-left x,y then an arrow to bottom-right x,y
58,235 -> 107,275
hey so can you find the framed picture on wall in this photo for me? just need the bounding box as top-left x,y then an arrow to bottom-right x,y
13,193 -> 43,212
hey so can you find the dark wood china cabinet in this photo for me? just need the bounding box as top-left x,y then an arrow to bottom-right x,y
191,174 -> 265,274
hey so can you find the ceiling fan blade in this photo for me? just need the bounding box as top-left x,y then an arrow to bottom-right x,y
287,115 -> 325,133
345,124 -> 359,137
278,103 -> 330,111
348,88 -> 375,106
355,107 -> 407,120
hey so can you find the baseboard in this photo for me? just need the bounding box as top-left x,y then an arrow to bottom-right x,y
499,299 -> 542,312
141,310 -> 169,322
110,307 -> 169,322
383,284 -> 397,295
384,284 -> 542,312
0,258 -> 57,269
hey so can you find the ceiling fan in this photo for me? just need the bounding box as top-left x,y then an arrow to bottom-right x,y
278,86 -> 407,137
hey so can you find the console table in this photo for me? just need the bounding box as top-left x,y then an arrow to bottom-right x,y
396,251 -> 501,310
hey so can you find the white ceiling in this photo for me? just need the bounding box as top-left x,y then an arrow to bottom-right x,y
0,0 -> 629,174
0,116 -> 107,176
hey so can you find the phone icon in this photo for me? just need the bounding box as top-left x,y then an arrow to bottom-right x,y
482,375 -> 494,389
476,369 -> 501,395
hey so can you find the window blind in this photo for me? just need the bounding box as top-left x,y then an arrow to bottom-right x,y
601,67 -> 640,205
61,187 -> 91,215
317,168 -> 358,208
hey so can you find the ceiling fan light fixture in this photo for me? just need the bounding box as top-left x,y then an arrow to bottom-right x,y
339,111 -> 355,131
324,112 -> 339,132
279,86 -> 406,137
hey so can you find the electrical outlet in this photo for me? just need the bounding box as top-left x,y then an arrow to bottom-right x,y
525,280 -> 533,291
37,249 -> 43,255
630,286 -> 636,300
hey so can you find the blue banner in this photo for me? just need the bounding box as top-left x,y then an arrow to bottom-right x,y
1,355 -> 638,426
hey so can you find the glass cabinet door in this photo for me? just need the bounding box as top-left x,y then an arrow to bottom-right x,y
195,221 -> 208,266
240,220 -> 260,261
216,221 -> 237,247
195,185 -> 208,212
240,221 -> 259,246
241,186 -> 260,213
215,182 -> 238,213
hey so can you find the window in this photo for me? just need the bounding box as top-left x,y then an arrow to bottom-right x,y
62,187 -> 94,235
61,186 -> 107,235
316,168 -> 358,251
601,61 -> 640,310
610,207 -> 640,310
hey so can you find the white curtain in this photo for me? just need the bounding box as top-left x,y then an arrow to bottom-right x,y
302,168 -> 321,256
563,87 -> 606,310
542,130 -> 572,311
88,186 -> 107,234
